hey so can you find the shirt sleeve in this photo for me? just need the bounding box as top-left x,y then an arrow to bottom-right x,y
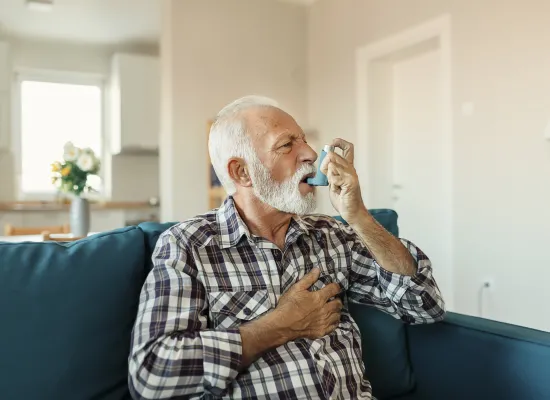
128,229 -> 242,400
342,224 -> 446,325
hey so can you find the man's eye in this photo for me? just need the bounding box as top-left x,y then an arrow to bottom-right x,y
281,142 -> 292,148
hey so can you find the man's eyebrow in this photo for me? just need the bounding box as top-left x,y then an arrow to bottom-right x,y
275,131 -> 305,141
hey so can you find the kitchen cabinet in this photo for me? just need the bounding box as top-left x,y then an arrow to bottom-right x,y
110,53 -> 159,155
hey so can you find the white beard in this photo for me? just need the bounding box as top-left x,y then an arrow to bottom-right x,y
248,159 -> 317,215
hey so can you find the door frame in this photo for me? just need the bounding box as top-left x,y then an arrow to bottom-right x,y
355,14 -> 454,309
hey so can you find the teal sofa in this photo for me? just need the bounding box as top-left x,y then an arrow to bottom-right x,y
1,210 -> 549,400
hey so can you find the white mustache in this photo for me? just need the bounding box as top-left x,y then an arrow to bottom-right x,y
296,164 -> 317,181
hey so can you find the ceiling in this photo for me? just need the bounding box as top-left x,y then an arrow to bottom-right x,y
0,0 -> 161,45
0,0 -> 317,45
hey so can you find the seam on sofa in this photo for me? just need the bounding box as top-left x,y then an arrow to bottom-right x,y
441,313 -> 550,347
140,229 -> 155,276
401,319 -> 418,398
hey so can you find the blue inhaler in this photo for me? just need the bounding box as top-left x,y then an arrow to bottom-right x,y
306,145 -> 335,186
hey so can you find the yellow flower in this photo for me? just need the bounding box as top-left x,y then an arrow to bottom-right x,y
61,166 -> 71,177
51,162 -> 61,172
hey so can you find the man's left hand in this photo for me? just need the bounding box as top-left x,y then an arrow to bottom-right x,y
320,138 -> 367,224
321,138 -> 418,276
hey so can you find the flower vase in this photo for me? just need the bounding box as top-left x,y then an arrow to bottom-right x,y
70,197 -> 90,237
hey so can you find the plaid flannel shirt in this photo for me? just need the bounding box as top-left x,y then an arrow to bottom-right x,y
129,196 -> 445,399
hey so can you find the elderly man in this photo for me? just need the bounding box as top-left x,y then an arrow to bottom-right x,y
128,96 -> 445,399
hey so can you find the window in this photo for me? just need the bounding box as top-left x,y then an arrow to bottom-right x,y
18,78 -> 103,197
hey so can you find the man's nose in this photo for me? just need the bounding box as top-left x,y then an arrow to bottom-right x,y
299,142 -> 318,164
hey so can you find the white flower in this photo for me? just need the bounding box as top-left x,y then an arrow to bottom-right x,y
76,153 -> 94,172
64,141 -> 74,151
63,142 -> 80,162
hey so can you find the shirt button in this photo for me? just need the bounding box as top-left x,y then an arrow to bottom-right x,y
244,308 -> 252,316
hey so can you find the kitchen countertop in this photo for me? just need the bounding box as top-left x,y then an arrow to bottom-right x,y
0,232 -> 99,243
0,201 -> 158,212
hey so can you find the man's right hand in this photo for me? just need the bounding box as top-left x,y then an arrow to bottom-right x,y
274,268 -> 343,341
238,268 -> 342,369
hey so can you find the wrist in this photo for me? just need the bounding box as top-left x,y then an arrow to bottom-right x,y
345,206 -> 371,227
263,310 -> 293,345
238,310 -> 290,369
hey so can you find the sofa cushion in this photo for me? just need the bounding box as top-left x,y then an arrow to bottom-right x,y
406,312 -> 550,400
0,227 -> 147,400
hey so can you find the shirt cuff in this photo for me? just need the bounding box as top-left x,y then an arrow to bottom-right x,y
200,329 -> 243,397
376,262 -> 413,303
376,239 -> 432,304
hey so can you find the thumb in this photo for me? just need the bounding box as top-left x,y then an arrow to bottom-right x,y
294,268 -> 320,291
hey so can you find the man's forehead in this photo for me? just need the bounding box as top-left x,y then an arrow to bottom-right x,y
245,107 -> 300,139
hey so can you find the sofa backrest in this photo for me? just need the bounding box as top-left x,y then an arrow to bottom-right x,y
0,209 -> 409,400
406,312 -> 550,400
0,226 -> 147,400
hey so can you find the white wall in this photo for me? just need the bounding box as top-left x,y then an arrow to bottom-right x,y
0,37 -> 160,202
308,0 -> 550,331
160,0 -> 307,221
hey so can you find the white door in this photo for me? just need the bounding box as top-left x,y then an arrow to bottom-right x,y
392,49 -> 452,302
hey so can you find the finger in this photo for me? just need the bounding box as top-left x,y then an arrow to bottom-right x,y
327,164 -> 346,187
294,268 -> 321,291
329,183 -> 342,195
328,312 -> 341,326
320,152 -> 348,174
321,159 -> 348,180
318,282 -> 341,302
330,138 -> 354,164
324,321 -> 340,335
325,298 -> 343,313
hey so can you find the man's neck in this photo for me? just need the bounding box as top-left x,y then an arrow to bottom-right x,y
232,194 -> 292,250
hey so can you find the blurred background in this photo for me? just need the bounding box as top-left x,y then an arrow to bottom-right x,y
0,0 -> 548,332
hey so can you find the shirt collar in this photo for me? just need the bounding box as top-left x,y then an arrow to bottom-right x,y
216,196 -> 311,249
216,196 -> 252,249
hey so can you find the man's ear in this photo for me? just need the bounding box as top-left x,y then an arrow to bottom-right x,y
227,158 -> 252,188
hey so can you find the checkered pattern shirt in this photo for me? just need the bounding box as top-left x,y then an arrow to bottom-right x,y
129,196 -> 445,400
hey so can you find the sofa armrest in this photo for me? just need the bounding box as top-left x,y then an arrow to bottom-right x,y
405,312 -> 550,400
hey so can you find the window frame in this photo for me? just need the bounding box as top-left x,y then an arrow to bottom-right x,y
12,68 -> 109,201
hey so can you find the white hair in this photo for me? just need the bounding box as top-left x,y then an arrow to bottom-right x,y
208,95 -> 280,195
